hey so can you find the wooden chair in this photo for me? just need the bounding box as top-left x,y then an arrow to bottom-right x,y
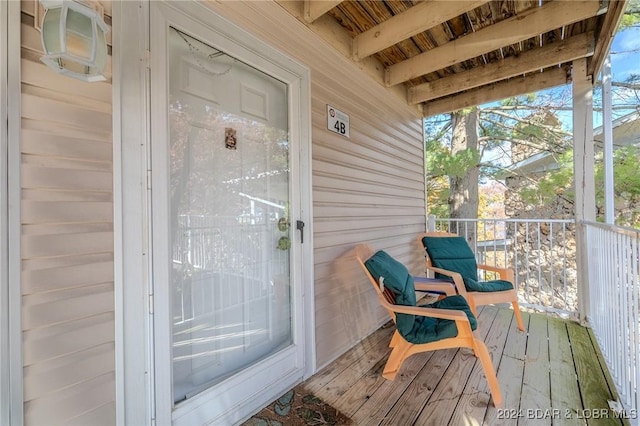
417,232 -> 525,332
354,244 -> 503,407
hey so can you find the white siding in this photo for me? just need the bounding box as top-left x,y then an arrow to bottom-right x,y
203,1 -> 427,369
19,3 -> 115,425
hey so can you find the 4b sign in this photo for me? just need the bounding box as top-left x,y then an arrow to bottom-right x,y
327,105 -> 350,138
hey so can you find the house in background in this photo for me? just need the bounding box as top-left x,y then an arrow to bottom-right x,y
503,110 -> 640,220
1,1 -> 632,425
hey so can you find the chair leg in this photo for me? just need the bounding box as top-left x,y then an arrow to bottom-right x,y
468,296 -> 478,317
389,330 -> 401,348
382,339 -> 412,381
512,300 -> 525,332
474,339 -> 503,407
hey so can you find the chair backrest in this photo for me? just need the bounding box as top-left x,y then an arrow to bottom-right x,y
354,245 -> 417,334
418,232 -> 478,281
355,245 -> 397,322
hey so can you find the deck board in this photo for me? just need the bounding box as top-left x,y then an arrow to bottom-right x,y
300,306 -> 626,426
350,346 -> 436,425
568,322 -> 623,426
548,317 -> 584,426
519,313 -> 552,426
484,310 -> 531,425
417,306 -> 499,425
449,306 -> 511,424
304,324 -> 394,395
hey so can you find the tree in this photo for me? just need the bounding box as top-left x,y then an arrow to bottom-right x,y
425,96 -> 571,219
425,1 -> 640,224
448,108 -> 480,220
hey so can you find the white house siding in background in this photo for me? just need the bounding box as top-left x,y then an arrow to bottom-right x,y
205,1 -> 427,369
19,2 -> 115,425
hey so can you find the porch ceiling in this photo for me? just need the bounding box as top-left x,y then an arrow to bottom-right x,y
284,0 -> 628,117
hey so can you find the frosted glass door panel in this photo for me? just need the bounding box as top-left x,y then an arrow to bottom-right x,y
168,28 -> 292,402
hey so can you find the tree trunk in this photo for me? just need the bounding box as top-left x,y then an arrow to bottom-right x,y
449,109 -> 480,236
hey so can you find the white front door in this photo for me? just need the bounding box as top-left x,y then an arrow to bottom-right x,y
148,3 -> 312,424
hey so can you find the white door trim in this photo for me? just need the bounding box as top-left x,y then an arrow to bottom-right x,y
115,1 -> 314,424
113,1 -> 154,425
1,1 -> 23,424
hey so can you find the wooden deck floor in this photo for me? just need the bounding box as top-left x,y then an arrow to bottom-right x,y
302,305 -> 629,426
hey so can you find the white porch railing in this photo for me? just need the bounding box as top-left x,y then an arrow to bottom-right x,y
586,221 -> 640,417
430,218 -> 578,317
172,215 -> 289,325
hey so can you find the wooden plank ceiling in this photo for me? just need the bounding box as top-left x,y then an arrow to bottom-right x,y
287,0 -> 628,116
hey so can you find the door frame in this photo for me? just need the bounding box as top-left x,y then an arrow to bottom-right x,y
114,1 -> 314,424
1,1 -> 23,424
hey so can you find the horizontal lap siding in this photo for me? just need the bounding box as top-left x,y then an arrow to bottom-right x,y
20,4 -> 115,425
206,1 -> 427,369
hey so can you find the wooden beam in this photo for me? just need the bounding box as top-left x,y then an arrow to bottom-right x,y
386,1 -> 605,87
409,32 -> 594,104
303,0 -> 343,23
276,1 -> 419,112
589,0 -> 628,77
422,66 -> 571,117
352,0 -> 489,60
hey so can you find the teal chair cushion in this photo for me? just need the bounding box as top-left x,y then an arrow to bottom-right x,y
464,277 -> 514,292
364,250 -> 477,344
422,236 -> 513,293
408,295 -> 477,344
364,251 -> 417,339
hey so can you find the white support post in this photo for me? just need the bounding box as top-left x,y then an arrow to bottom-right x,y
573,58 -> 596,322
602,56 -> 615,225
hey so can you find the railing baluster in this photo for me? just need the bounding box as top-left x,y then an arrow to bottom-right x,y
550,222 -> 555,309
584,221 -> 639,416
433,217 -> 576,316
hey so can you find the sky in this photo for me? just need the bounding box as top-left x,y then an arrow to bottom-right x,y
525,24 -> 640,131
610,25 -> 640,83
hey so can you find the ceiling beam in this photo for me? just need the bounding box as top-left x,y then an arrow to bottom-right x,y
589,0 -> 628,78
303,0 -> 343,23
410,32 -> 594,104
386,0 -> 606,87
352,0 -> 489,61
422,66 -> 572,117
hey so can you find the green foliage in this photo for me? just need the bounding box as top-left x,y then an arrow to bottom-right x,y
520,151 -> 574,206
595,146 -> 640,227
426,145 -> 480,178
619,0 -> 640,30
518,146 -> 640,228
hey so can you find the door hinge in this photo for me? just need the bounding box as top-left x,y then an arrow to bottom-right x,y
148,293 -> 154,315
146,169 -> 152,190
144,49 -> 151,69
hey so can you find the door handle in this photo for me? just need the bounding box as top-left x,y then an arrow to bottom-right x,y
296,220 -> 305,244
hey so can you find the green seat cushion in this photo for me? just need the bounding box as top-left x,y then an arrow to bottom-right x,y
422,236 -> 514,293
464,277 -> 514,292
408,295 -> 477,344
364,251 -> 476,344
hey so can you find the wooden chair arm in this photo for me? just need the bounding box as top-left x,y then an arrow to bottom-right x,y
477,263 -> 514,281
424,265 -> 467,296
414,282 -> 457,296
379,299 -> 470,322
379,299 -> 476,339
412,277 -> 456,296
